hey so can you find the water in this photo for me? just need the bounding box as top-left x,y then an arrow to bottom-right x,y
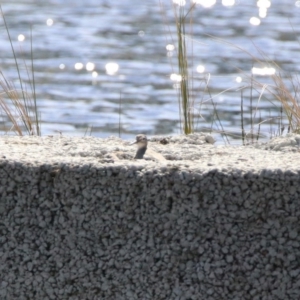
0,0 -> 299,144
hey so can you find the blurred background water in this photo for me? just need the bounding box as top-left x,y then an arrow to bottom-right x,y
0,0 -> 299,144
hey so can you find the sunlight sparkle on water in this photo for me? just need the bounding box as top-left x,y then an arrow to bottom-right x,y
138,31 -> 145,37
46,19 -> 53,26
166,44 -> 175,51
92,71 -> 98,78
170,73 -> 182,82
59,64 -> 65,70
74,63 -> 84,70
295,1 -> 300,7
172,0 -> 186,6
196,65 -> 205,73
192,0 -> 216,8
250,17 -> 261,26
105,62 -> 119,75
257,0 -> 271,8
236,76 -> 242,83
18,34 -> 25,42
166,44 -> 175,57
252,67 -> 275,76
86,62 -> 95,71
222,0 -> 235,6
259,7 -> 267,18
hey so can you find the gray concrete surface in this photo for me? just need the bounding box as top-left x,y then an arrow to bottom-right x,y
0,133 -> 300,299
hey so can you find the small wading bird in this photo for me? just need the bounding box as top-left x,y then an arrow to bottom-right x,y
131,134 -> 148,159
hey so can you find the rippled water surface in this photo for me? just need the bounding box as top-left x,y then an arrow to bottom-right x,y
0,0 -> 299,143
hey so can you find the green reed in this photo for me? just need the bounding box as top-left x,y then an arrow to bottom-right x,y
173,3 -> 196,135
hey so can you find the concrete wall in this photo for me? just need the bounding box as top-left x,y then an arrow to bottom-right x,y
0,159 -> 300,299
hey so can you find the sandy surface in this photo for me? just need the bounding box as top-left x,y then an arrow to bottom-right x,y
0,133 -> 300,173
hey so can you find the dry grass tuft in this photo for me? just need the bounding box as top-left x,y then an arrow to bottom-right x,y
0,5 -> 40,136
0,73 -> 40,135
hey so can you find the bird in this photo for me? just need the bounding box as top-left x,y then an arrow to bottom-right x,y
131,134 -> 148,159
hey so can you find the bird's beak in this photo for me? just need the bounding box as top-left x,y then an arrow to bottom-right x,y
130,140 -> 137,145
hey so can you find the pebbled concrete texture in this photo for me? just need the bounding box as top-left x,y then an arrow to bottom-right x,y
0,133 -> 300,299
